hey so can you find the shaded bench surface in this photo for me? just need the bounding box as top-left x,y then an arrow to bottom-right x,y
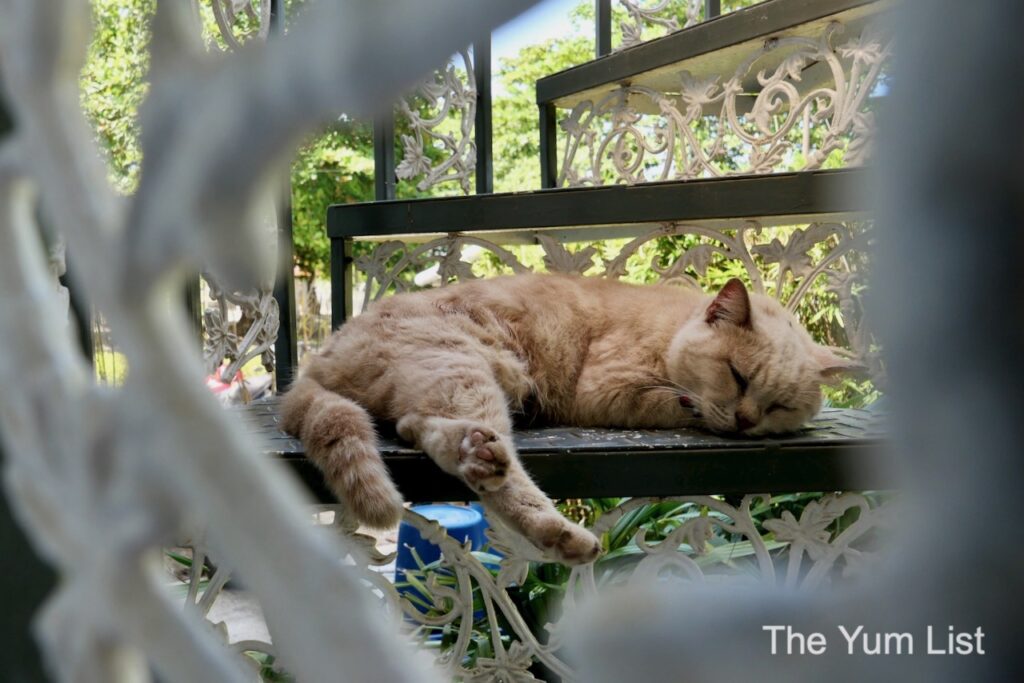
242,398 -> 889,502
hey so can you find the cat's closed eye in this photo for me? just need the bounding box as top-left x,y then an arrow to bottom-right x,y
729,364 -> 748,393
766,402 -> 791,414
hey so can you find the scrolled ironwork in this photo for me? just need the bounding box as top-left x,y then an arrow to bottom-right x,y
558,21 -> 892,186
395,49 -> 477,195
192,0 -> 273,49
616,0 -> 703,50
352,220 -> 878,374
304,494 -> 891,681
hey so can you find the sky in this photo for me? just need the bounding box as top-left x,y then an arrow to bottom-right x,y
492,0 -> 582,64
490,0 -> 584,95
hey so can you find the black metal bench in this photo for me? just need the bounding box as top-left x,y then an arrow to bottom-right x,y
245,398 -> 888,504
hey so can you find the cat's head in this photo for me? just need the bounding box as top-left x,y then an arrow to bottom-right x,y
666,278 -> 863,435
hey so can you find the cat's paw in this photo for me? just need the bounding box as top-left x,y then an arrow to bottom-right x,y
534,515 -> 603,565
458,427 -> 510,492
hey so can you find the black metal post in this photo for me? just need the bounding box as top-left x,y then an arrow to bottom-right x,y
184,276 -> 202,345
705,0 -> 721,20
272,198 -> 298,390
474,36 -> 493,194
268,0 -> 298,390
62,261 -> 94,365
330,239 -> 353,330
270,0 -> 284,34
596,0 -> 612,57
373,115 -> 396,201
539,102 -> 558,189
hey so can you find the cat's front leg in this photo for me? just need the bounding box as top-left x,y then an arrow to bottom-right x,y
396,414 -> 512,492
478,467 -> 602,565
396,413 -> 600,565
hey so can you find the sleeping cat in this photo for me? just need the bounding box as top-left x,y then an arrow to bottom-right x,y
281,274 -> 859,565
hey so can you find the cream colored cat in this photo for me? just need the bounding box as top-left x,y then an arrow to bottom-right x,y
281,274 -> 858,565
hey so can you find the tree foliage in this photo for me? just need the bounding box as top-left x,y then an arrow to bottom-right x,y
492,35 -> 592,192
79,1 -> 597,278
80,0 -> 155,193
290,122 -> 374,277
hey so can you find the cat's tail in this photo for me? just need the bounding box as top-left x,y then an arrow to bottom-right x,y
280,376 -> 404,528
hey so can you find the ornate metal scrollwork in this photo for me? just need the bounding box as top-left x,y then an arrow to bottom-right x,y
558,21 -> 892,186
202,279 -> 279,380
192,0 -> 273,49
298,493 -> 888,681
199,195 -> 280,387
352,220 -> 878,375
395,49 -> 477,195
616,0 -> 704,51
188,3 -> 280,387
177,487 -> 888,681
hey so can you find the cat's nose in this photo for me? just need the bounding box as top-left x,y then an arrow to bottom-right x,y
735,412 -> 756,432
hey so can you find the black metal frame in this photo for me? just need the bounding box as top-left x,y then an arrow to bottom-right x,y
373,115 -> 396,201
537,0 -> 874,105
474,35 -> 494,195
287,442 -> 887,503
63,260 -> 95,364
705,0 -> 722,21
246,400 -> 887,502
538,102 -> 557,189
326,168 -> 864,337
334,36 -> 497,331
328,168 -> 864,239
596,0 -> 612,58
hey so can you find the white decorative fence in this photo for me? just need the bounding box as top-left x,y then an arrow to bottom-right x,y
6,0 -> 1014,682
0,1 -> 538,680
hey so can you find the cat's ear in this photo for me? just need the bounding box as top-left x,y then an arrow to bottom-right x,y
812,345 -> 868,384
705,278 -> 751,328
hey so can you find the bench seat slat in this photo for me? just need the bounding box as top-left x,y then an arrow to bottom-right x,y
240,398 -> 889,502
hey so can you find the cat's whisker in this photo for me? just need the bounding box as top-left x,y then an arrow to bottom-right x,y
641,385 -> 707,407
651,376 -> 695,394
652,394 -> 702,416
640,385 -> 709,420
645,388 -> 689,407
638,385 -> 687,400
651,394 -> 683,410
645,379 -> 708,408
700,402 -> 730,423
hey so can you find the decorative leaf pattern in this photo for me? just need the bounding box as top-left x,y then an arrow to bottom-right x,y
196,0 -> 272,49
537,235 -> 599,274
615,0 -> 700,51
353,219 -> 882,387
558,20 -> 892,186
184,491 -> 889,681
394,49 -> 477,195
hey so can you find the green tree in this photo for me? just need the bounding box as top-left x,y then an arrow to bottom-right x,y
290,122 -> 375,278
492,35 -> 592,192
80,0 -> 155,193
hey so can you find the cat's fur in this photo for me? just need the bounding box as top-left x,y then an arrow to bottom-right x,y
281,274 -> 858,564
